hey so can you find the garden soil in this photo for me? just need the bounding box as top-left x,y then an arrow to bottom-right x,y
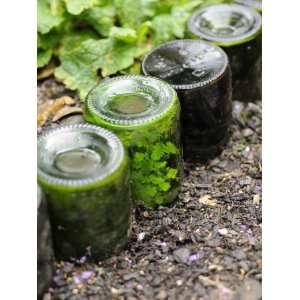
38,79 -> 262,300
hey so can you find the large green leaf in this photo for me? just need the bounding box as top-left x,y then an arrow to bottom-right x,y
151,15 -> 175,46
63,0 -> 97,15
151,0 -> 205,45
100,41 -> 138,76
55,38 -> 141,99
109,27 -> 137,43
38,49 -> 53,68
56,29 -> 98,55
113,0 -> 157,28
55,39 -> 108,99
80,5 -> 116,37
37,0 -> 65,34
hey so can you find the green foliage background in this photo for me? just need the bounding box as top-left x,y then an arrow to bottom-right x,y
37,0 -> 231,100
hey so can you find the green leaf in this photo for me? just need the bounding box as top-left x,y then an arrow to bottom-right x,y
151,0 -> 204,45
57,29 -> 98,55
159,182 -> 170,192
113,0 -> 157,29
38,31 -> 61,50
167,168 -> 178,179
164,142 -> 177,154
171,0 -> 204,37
151,144 -> 164,161
151,14 -> 175,46
37,0 -> 65,34
99,40 -> 138,77
80,6 -> 116,37
55,39 -> 109,99
121,61 -> 141,75
149,175 -> 164,185
55,37 -> 142,99
133,152 -> 145,164
38,49 -> 53,68
63,0 -> 97,15
109,27 -> 137,43
143,186 -> 157,197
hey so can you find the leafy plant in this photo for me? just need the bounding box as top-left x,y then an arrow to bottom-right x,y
84,89 -> 182,207
131,141 -> 179,207
37,0 -> 232,100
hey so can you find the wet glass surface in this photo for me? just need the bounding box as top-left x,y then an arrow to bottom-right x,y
188,4 -> 262,101
188,4 -> 261,45
235,0 -> 262,12
38,124 -> 131,260
142,40 -> 227,89
85,75 -> 183,207
142,40 -> 232,161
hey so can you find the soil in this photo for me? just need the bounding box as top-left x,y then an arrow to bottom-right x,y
38,78 -> 262,300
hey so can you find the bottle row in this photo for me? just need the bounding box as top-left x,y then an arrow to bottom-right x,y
37,3 -> 262,298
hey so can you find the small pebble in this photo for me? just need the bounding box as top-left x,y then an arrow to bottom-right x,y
218,228 -> 229,236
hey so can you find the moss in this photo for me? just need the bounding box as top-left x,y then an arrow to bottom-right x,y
38,151 -> 131,261
85,95 -> 183,208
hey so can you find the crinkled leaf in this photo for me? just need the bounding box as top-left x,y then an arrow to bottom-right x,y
151,14 -> 175,46
171,0 -> 204,37
120,61 -> 141,75
38,0 -> 65,34
55,39 -> 110,99
80,6 -> 116,36
135,21 -> 153,56
57,29 -> 98,55
38,31 -> 61,50
143,186 -> 157,198
38,49 -> 53,68
159,182 -> 171,192
63,0 -> 97,15
151,0 -> 205,45
113,0 -> 157,28
167,168 -> 178,179
164,141 -> 177,154
55,38 -> 141,99
109,27 -> 137,43
100,40 -> 138,76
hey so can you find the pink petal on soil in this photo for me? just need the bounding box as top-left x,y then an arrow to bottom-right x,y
74,276 -> 81,285
189,253 -> 201,262
81,271 -> 93,280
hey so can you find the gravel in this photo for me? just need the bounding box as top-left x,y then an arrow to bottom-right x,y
38,79 -> 262,300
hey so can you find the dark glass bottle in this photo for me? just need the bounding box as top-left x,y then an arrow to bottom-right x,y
142,39 -> 232,162
85,75 -> 183,208
38,124 -> 131,260
37,185 -> 54,300
188,3 -> 262,102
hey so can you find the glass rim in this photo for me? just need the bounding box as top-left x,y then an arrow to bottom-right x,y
86,75 -> 178,127
188,3 -> 262,46
235,0 -> 262,11
37,185 -> 42,209
37,124 -> 125,188
141,39 -> 229,90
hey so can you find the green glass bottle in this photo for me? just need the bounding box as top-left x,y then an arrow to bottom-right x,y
38,124 -> 131,260
235,0 -> 262,13
188,3 -> 262,102
85,75 -> 183,208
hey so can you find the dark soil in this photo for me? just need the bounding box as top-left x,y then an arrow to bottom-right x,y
38,79 -> 262,300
